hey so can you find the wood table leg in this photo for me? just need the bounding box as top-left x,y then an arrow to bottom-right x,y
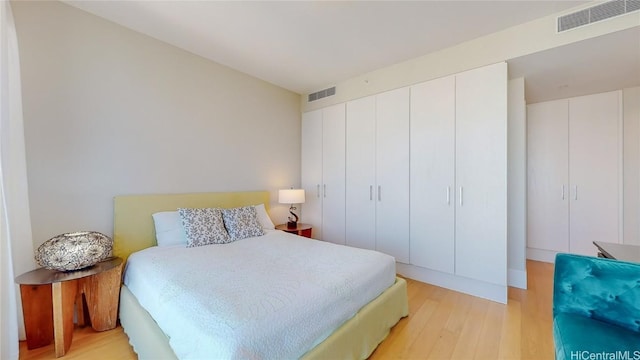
52,280 -> 78,357
81,262 -> 123,331
75,292 -> 87,327
19,284 -> 53,349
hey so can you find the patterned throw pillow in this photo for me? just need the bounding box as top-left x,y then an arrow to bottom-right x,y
222,206 -> 265,241
178,208 -> 231,247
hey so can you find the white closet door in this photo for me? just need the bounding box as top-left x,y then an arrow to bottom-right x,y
376,87 -> 410,263
301,109 -> 323,239
455,63 -> 507,286
569,91 -> 621,255
410,76 -> 455,273
321,103 -> 346,245
527,100 -> 569,252
345,95 -> 376,250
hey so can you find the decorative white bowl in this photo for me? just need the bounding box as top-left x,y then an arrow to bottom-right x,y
35,231 -> 113,271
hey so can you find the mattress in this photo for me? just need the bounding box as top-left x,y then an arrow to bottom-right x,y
123,230 -> 396,359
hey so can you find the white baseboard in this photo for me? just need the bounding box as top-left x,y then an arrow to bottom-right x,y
507,268 -> 527,289
396,263 -> 508,304
526,248 -> 558,263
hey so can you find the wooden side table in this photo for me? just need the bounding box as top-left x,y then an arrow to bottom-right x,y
276,223 -> 313,238
15,257 -> 123,357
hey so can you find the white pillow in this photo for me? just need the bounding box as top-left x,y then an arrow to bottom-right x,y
152,211 -> 188,247
253,204 -> 275,230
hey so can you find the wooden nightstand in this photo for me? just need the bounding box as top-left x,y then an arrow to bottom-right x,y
15,257 -> 123,357
276,223 -> 313,238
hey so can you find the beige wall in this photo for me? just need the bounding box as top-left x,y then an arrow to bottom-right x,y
624,86 -> 640,245
303,1 -> 639,111
12,1 -> 301,249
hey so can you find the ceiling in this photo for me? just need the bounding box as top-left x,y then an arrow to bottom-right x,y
63,0 -> 598,96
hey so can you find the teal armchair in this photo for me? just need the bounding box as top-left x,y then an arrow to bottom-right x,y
553,253 -> 640,360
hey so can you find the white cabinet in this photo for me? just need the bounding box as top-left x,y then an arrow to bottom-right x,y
376,88 -> 410,263
321,105 -> 347,245
527,91 -> 621,258
345,96 -> 376,251
569,92 -> 621,254
454,63 -> 507,285
410,63 -> 507,287
345,87 -> 410,263
301,103 -> 346,244
301,109 -> 323,239
307,62 -> 508,302
409,75 -> 456,274
527,100 -> 569,253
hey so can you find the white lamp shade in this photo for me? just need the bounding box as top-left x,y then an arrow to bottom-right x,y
279,189 -> 305,204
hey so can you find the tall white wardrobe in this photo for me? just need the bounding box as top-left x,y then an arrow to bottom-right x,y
344,87 -> 410,264
302,62 -> 509,303
301,103 -> 346,245
527,91 -> 622,260
407,63 -> 508,301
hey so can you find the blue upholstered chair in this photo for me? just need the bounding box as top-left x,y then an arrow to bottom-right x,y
553,253 -> 640,360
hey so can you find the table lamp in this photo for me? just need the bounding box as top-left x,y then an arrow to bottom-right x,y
279,189 -> 305,228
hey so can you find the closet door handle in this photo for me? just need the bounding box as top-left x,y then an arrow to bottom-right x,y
459,187 -> 463,206
370,185 -> 373,201
378,186 -> 382,202
324,184 -> 327,198
446,186 -> 450,205
574,185 -> 578,200
561,185 -> 565,200
316,184 -> 320,198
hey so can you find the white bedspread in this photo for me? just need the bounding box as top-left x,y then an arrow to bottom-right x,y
123,230 -> 396,360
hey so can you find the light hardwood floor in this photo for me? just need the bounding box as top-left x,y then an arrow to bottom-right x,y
19,260 -> 554,360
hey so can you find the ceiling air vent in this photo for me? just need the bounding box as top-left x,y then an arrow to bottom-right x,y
308,86 -> 336,102
557,0 -> 639,32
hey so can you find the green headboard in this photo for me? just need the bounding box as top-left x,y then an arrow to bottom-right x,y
113,191 -> 270,262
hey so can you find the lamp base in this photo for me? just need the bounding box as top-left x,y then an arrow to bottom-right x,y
287,221 -> 297,229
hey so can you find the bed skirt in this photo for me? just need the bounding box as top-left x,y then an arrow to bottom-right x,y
119,277 -> 409,359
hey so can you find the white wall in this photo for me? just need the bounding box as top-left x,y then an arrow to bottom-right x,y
508,78 -> 527,289
12,1 -> 301,250
624,86 -> 640,245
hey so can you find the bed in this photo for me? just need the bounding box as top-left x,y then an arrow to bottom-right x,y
113,191 -> 408,359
